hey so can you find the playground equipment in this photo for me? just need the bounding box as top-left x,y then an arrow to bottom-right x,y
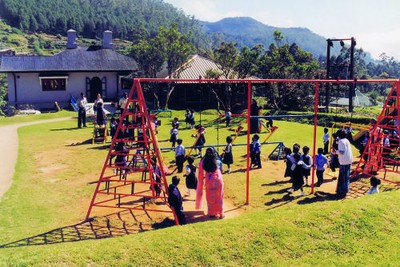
86,79 -> 178,224
331,122 -> 369,154
352,83 -> 400,183
92,123 -> 108,144
86,78 -> 399,225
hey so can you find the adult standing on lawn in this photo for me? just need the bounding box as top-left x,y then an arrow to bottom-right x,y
336,129 -> 353,198
77,92 -> 87,128
196,148 -> 225,219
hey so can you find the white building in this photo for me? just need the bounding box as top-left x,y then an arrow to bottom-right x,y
0,30 -> 138,109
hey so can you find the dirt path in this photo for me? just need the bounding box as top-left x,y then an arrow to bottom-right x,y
0,117 -> 72,199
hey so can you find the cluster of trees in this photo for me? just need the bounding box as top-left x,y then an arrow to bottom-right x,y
128,27 -> 322,111
203,31 -> 321,111
129,23 -> 196,109
0,0 -> 207,47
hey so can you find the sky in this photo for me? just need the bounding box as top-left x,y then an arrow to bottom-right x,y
164,0 -> 400,60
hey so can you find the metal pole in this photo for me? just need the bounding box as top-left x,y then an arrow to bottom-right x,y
325,39 -> 332,113
349,37 -> 355,112
245,81 -> 251,205
311,82 -> 319,194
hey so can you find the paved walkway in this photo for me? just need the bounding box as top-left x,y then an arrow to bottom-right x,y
0,117 -> 72,199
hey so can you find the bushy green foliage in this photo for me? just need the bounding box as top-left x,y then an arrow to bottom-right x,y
0,74 -> 8,116
0,0 -> 208,48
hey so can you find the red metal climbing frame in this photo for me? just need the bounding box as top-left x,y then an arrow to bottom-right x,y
352,81 -> 400,184
85,79 -> 177,224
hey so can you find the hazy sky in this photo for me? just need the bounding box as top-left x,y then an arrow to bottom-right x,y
164,0 -> 400,60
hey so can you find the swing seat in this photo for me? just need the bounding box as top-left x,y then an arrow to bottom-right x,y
93,124 -> 108,144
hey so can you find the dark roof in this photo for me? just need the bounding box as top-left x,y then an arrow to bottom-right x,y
0,46 -> 138,72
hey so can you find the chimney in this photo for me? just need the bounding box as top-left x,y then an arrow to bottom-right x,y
66,29 -> 77,49
102,30 -> 113,49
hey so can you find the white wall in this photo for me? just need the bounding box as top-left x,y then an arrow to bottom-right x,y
7,72 -> 121,109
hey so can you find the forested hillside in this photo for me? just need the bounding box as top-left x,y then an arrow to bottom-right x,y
0,0 -> 208,47
202,17 -> 329,58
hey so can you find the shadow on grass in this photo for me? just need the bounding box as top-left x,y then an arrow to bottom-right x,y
0,209 -> 178,249
0,201 -> 243,249
262,180 -> 291,186
65,139 -> 94,146
50,127 -> 81,131
297,191 -> 340,205
264,194 -> 294,210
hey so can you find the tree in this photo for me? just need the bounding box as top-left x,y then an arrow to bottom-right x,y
258,33 -> 320,110
235,44 -> 263,78
130,23 -> 195,109
129,38 -> 165,109
212,42 -> 239,108
273,30 -> 284,47
157,23 -> 195,109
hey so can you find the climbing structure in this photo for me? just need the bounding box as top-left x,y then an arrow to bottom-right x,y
353,81 -> 400,183
86,80 -> 178,224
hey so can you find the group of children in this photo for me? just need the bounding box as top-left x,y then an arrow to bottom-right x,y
282,126 -> 383,197
284,144 -> 314,196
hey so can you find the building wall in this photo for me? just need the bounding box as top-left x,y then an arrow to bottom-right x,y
7,72 -> 122,109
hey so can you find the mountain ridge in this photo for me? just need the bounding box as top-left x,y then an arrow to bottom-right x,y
201,16 -> 336,58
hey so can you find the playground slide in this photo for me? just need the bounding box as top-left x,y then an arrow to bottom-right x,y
70,95 -> 79,112
349,129 -> 367,153
352,129 -> 367,143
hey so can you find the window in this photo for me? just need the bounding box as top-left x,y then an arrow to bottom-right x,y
40,78 -> 67,91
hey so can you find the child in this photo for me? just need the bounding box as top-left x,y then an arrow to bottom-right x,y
150,157 -> 162,197
184,156 -> 198,196
292,143 -> 301,156
225,108 -> 232,127
110,117 -> 118,138
170,125 -> 178,148
283,147 -> 293,179
113,142 -> 128,176
172,117 -> 180,129
367,177 -> 381,194
184,109 -> 191,129
168,176 -> 186,225
175,139 -> 185,173
222,136 -> 233,173
287,153 -> 305,196
250,134 -> 262,168
301,146 -> 312,186
314,148 -> 329,187
189,109 -> 195,129
330,133 -> 340,172
323,127 -> 330,155
194,124 -> 206,157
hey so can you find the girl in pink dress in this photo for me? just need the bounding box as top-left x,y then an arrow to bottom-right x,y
196,148 -> 225,219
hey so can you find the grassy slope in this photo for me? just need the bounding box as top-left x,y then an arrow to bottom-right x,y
0,111 -> 399,266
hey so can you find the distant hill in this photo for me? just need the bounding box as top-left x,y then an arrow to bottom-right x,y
201,17 -> 337,58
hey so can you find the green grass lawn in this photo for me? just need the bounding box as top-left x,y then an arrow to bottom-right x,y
0,111 -> 399,266
0,110 -> 76,126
